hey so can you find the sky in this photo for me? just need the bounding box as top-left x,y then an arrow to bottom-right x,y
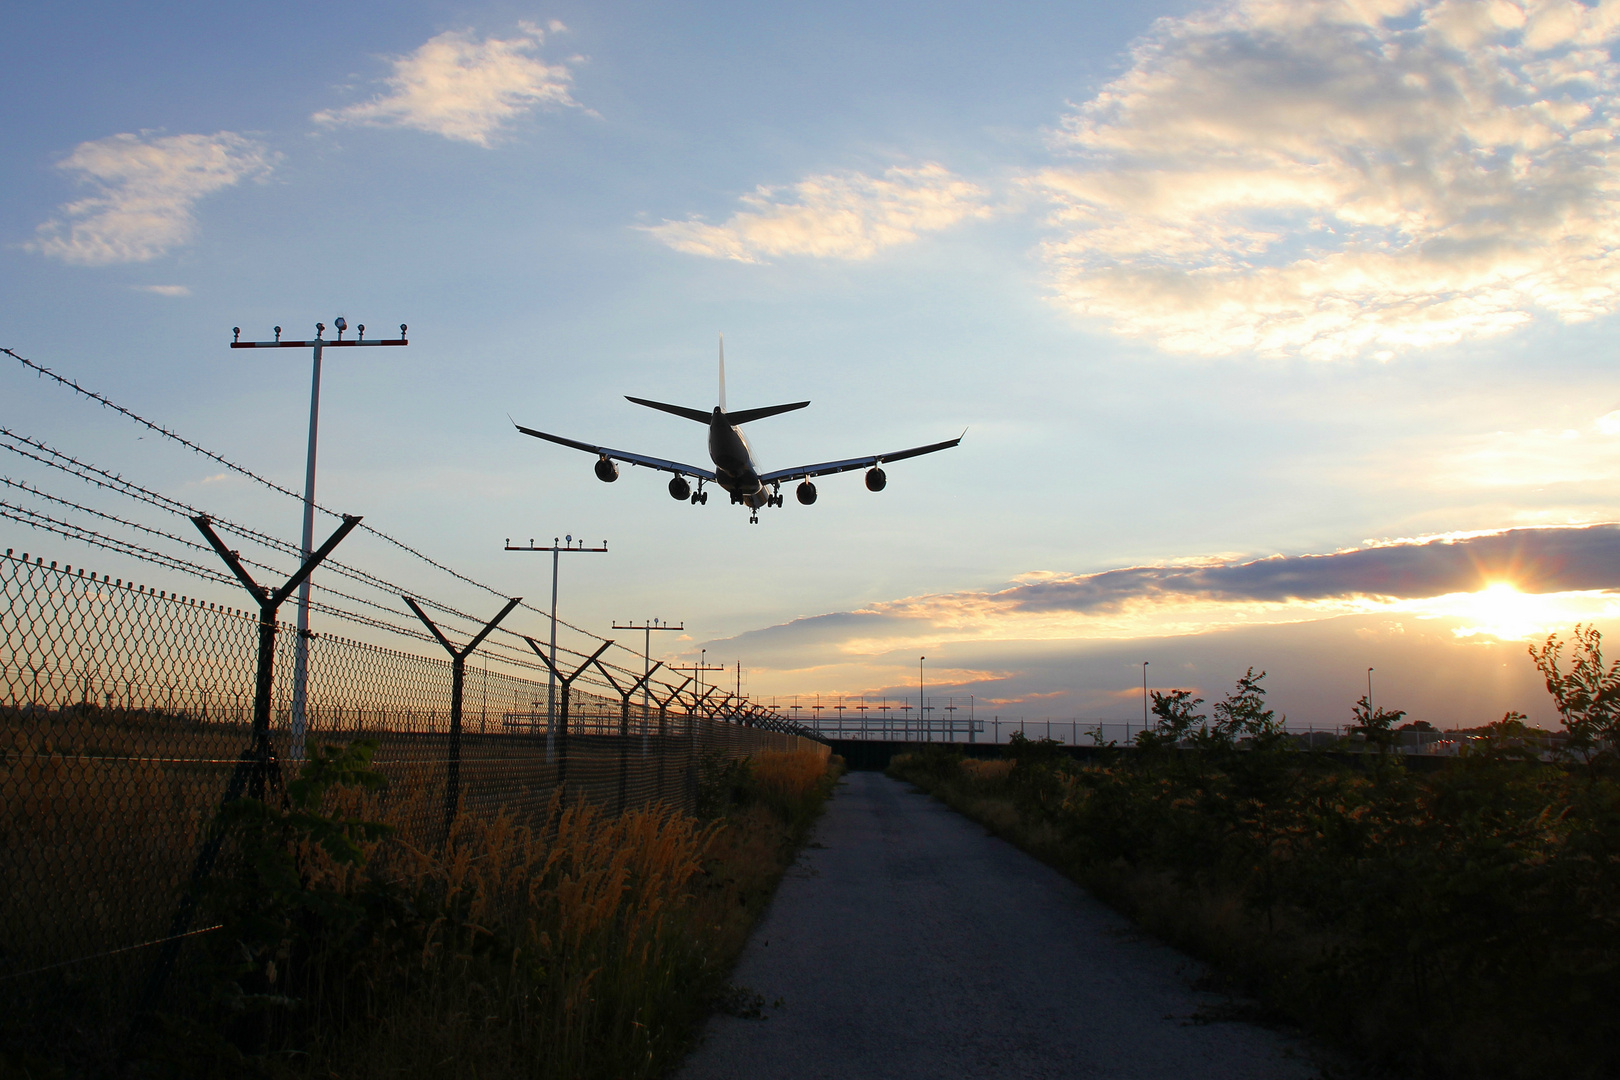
6,0 -> 1620,733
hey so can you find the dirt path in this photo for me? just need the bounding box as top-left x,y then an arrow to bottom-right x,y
675,770 -> 1326,1080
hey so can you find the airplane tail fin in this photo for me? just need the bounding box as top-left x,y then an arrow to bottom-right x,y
718,333 -> 727,412
726,401 -> 811,425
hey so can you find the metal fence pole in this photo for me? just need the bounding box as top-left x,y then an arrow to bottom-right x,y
593,659 -> 662,815
404,596 -> 521,842
524,638 -> 613,808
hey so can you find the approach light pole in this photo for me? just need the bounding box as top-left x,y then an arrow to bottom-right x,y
613,618 -> 685,727
919,655 -> 926,743
230,320 -> 408,760
1142,661 -> 1150,736
506,536 -> 608,731
1367,667 -> 1374,714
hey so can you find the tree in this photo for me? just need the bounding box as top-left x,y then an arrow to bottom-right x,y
1528,624 -> 1620,767
1349,694 -> 1407,753
1212,667 -> 1286,747
1138,688 -> 1206,749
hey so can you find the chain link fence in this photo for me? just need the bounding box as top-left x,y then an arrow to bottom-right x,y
0,546 -> 824,1060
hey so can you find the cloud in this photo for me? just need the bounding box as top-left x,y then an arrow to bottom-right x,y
1034,0 -> 1620,358
710,525 -> 1620,720
30,132 -> 274,266
645,163 -> 994,262
997,524 -> 1620,610
131,284 -> 190,296
713,524 -> 1620,671
313,25 -> 583,146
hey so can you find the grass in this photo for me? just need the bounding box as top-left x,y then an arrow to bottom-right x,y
1,729 -> 841,1080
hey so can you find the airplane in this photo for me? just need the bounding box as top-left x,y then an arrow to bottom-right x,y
514,336 -> 963,523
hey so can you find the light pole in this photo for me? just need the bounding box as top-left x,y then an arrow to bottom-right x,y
506,536 -> 608,732
1142,661 -> 1150,737
1367,667 -> 1374,713
919,655 -> 926,743
613,618 -> 685,731
230,319 -> 409,760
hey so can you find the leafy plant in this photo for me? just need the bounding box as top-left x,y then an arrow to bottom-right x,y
1348,693 -> 1407,752
1529,624 -> 1620,767
1138,688 -> 1206,750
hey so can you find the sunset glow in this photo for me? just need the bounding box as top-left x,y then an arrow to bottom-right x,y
1407,585 -> 1620,643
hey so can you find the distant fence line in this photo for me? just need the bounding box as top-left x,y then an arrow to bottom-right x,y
799,710 -> 1454,753
0,547 -> 825,1051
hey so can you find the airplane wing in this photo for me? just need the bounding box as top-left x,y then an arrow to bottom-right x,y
514,423 -> 717,480
757,433 -> 963,485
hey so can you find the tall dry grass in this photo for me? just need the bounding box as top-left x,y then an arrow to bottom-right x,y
114,743 -> 840,1079
319,795 -> 718,1080
747,749 -> 834,827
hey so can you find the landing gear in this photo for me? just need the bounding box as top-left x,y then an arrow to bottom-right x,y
689,480 -> 708,505
750,510 -> 759,524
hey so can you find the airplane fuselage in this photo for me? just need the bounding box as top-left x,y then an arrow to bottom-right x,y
709,407 -> 767,503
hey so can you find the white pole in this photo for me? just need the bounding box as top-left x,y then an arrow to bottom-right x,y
290,335 -> 323,762
548,543 -> 559,737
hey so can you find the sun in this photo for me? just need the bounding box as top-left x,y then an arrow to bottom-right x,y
1399,584 -> 1620,642
1446,582 -> 1567,641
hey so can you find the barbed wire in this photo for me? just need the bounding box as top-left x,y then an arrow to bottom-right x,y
0,427 -> 649,677
0,491 -> 679,694
0,475 -> 458,639
1,428 -> 484,626
1,346 -> 620,648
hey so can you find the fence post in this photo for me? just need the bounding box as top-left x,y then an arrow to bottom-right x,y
592,658 -> 663,815
651,676 -> 693,806
192,514 -> 360,796
403,596 -> 521,843
139,515 -> 360,1021
524,638 -> 613,807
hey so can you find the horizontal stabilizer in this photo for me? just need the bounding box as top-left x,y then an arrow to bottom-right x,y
725,401 -> 811,425
625,396 -> 712,424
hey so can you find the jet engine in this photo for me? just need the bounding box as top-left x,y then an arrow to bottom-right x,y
594,458 -> 619,483
865,467 -> 887,492
796,480 -> 818,505
668,475 -> 691,500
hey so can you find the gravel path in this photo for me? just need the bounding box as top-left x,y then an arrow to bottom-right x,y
675,771 -> 1326,1080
